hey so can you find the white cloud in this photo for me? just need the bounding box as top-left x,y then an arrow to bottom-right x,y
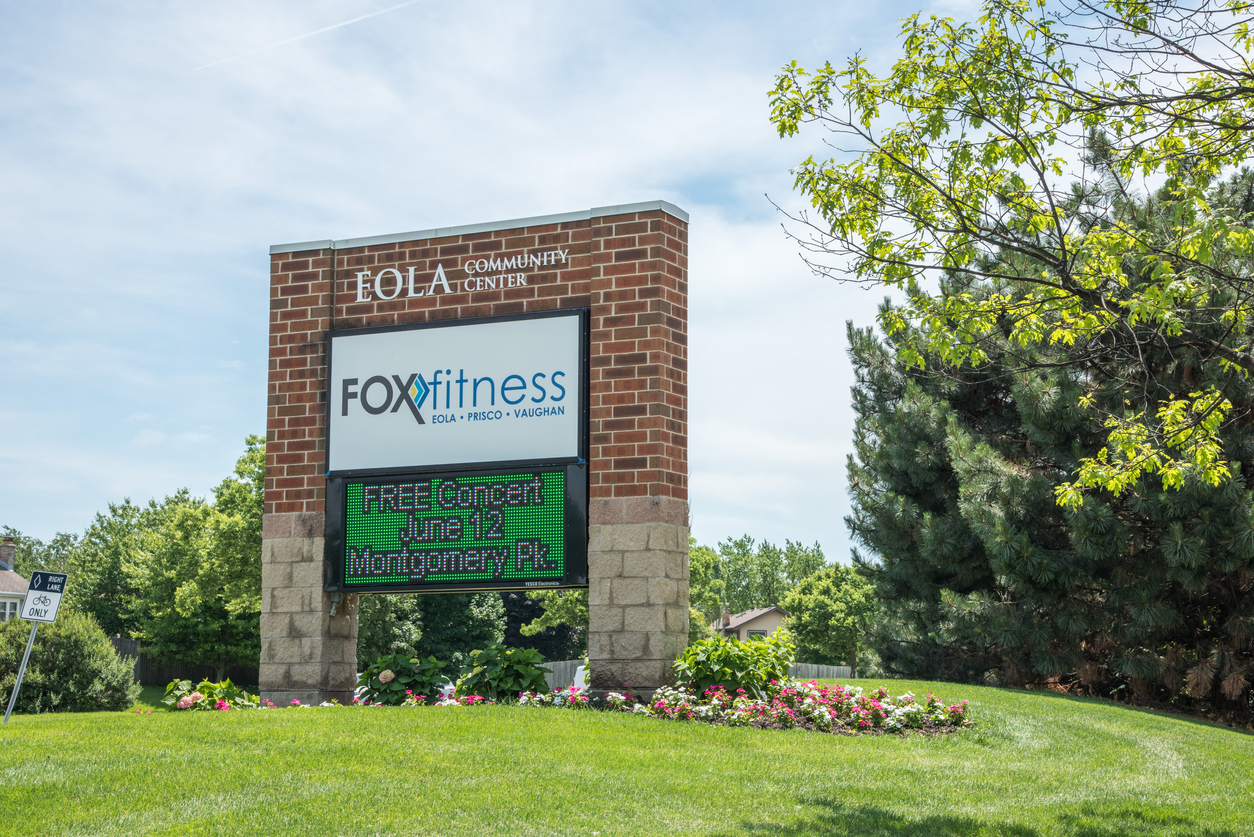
0,0 -> 928,557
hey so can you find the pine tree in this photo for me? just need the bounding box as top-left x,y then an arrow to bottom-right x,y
848,172 -> 1254,719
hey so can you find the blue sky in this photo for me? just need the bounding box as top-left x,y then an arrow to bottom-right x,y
0,0 -> 971,560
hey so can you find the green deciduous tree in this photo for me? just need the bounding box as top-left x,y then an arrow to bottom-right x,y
519,589 -> 587,656
134,491 -> 257,681
782,566 -> 875,671
0,527 -> 78,579
409,593 -> 505,669
357,591 -> 509,669
771,0 -> 1254,506
132,437 -> 266,680
503,591 -> 580,660
66,503 -> 145,637
715,535 -> 826,613
356,593 -> 424,664
688,537 -> 725,625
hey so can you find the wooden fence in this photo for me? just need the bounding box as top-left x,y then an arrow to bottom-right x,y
544,662 -> 857,687
789,663 -> 853,680
109,637 -> 260,687
538,660 -> 854,690
542,659 -> 583,690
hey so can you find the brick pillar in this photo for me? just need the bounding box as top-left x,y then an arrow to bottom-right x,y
261,243 -> 359,706
585,208 -> 689,696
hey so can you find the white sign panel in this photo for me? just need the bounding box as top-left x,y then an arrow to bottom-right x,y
327,312 -> 584,473
21,572 -> 67,623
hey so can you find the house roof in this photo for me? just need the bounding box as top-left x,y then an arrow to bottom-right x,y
0,568 -> 29,596
715,606 -> 789,631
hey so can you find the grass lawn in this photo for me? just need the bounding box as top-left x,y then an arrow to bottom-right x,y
1,678 -> 1251,836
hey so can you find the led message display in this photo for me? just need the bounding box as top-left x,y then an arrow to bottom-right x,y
327,466 -> 587,594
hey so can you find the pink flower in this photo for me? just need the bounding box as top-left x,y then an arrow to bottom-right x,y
378,670 -> 395,684
291,699 -> 301,705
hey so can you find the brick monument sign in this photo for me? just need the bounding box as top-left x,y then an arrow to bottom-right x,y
262,201 -> 690,705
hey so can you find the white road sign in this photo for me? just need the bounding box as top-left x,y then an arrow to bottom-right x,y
21,572 -> 67,623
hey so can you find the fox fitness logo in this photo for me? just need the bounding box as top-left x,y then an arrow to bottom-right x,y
341,368 -> 568,426
342,374 -> 431,424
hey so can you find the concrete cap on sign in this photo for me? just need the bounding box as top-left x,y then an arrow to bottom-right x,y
269,200 -> 690,255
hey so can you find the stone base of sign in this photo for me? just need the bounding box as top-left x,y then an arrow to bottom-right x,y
586,498 -> 689,694
259,512 -> 359,706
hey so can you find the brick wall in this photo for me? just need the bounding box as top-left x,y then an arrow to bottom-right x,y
266,204 -> 689,523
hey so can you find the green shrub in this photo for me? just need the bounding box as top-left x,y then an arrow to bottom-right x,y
0,611 -> 140,713
456,644 -> 549,700
673,628 -> 795,699
162,678 -> 258,710
357,653 -> 449,705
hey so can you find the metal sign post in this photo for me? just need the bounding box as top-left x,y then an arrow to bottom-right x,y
3,571 -> 69,724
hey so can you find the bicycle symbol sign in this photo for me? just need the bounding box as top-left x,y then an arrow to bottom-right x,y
20,573 -> 67,623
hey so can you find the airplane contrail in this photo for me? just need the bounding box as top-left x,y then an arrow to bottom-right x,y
194,1 -> 422,71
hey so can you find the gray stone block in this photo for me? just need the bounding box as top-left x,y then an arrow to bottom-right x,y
271,588 -> 304,613
327,613 -> 356,638
268,538 -> 305,563
260,613 -> 290,638
647,578 -> 678,606
326,662 -> 357,690
646,523 -> 679,551
262,562 -> 292,588
290,561 -> 323,588
589,605 -> 624,633
586,525 -> 604,554
259,663 -> 290,691
288,663 -> 323,689
647,630 -> 684,661
622,552 -> 665,579
623,606 -> 664,633
665,606 -> 689,634
622,659 -> 670,687
290,612 -> 324,638
611,577 -> 648,606
587,552 -> 623,580
611,524 -> 649,553
665,551 -> 688,579
586,632 -> 612,660
611,631 -> 647,659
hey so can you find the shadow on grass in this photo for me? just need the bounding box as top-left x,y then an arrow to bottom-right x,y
707,800 -> 1240,837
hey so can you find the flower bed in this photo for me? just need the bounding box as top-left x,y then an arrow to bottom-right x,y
522,681 -> 971,735
158,676 -> 970,736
